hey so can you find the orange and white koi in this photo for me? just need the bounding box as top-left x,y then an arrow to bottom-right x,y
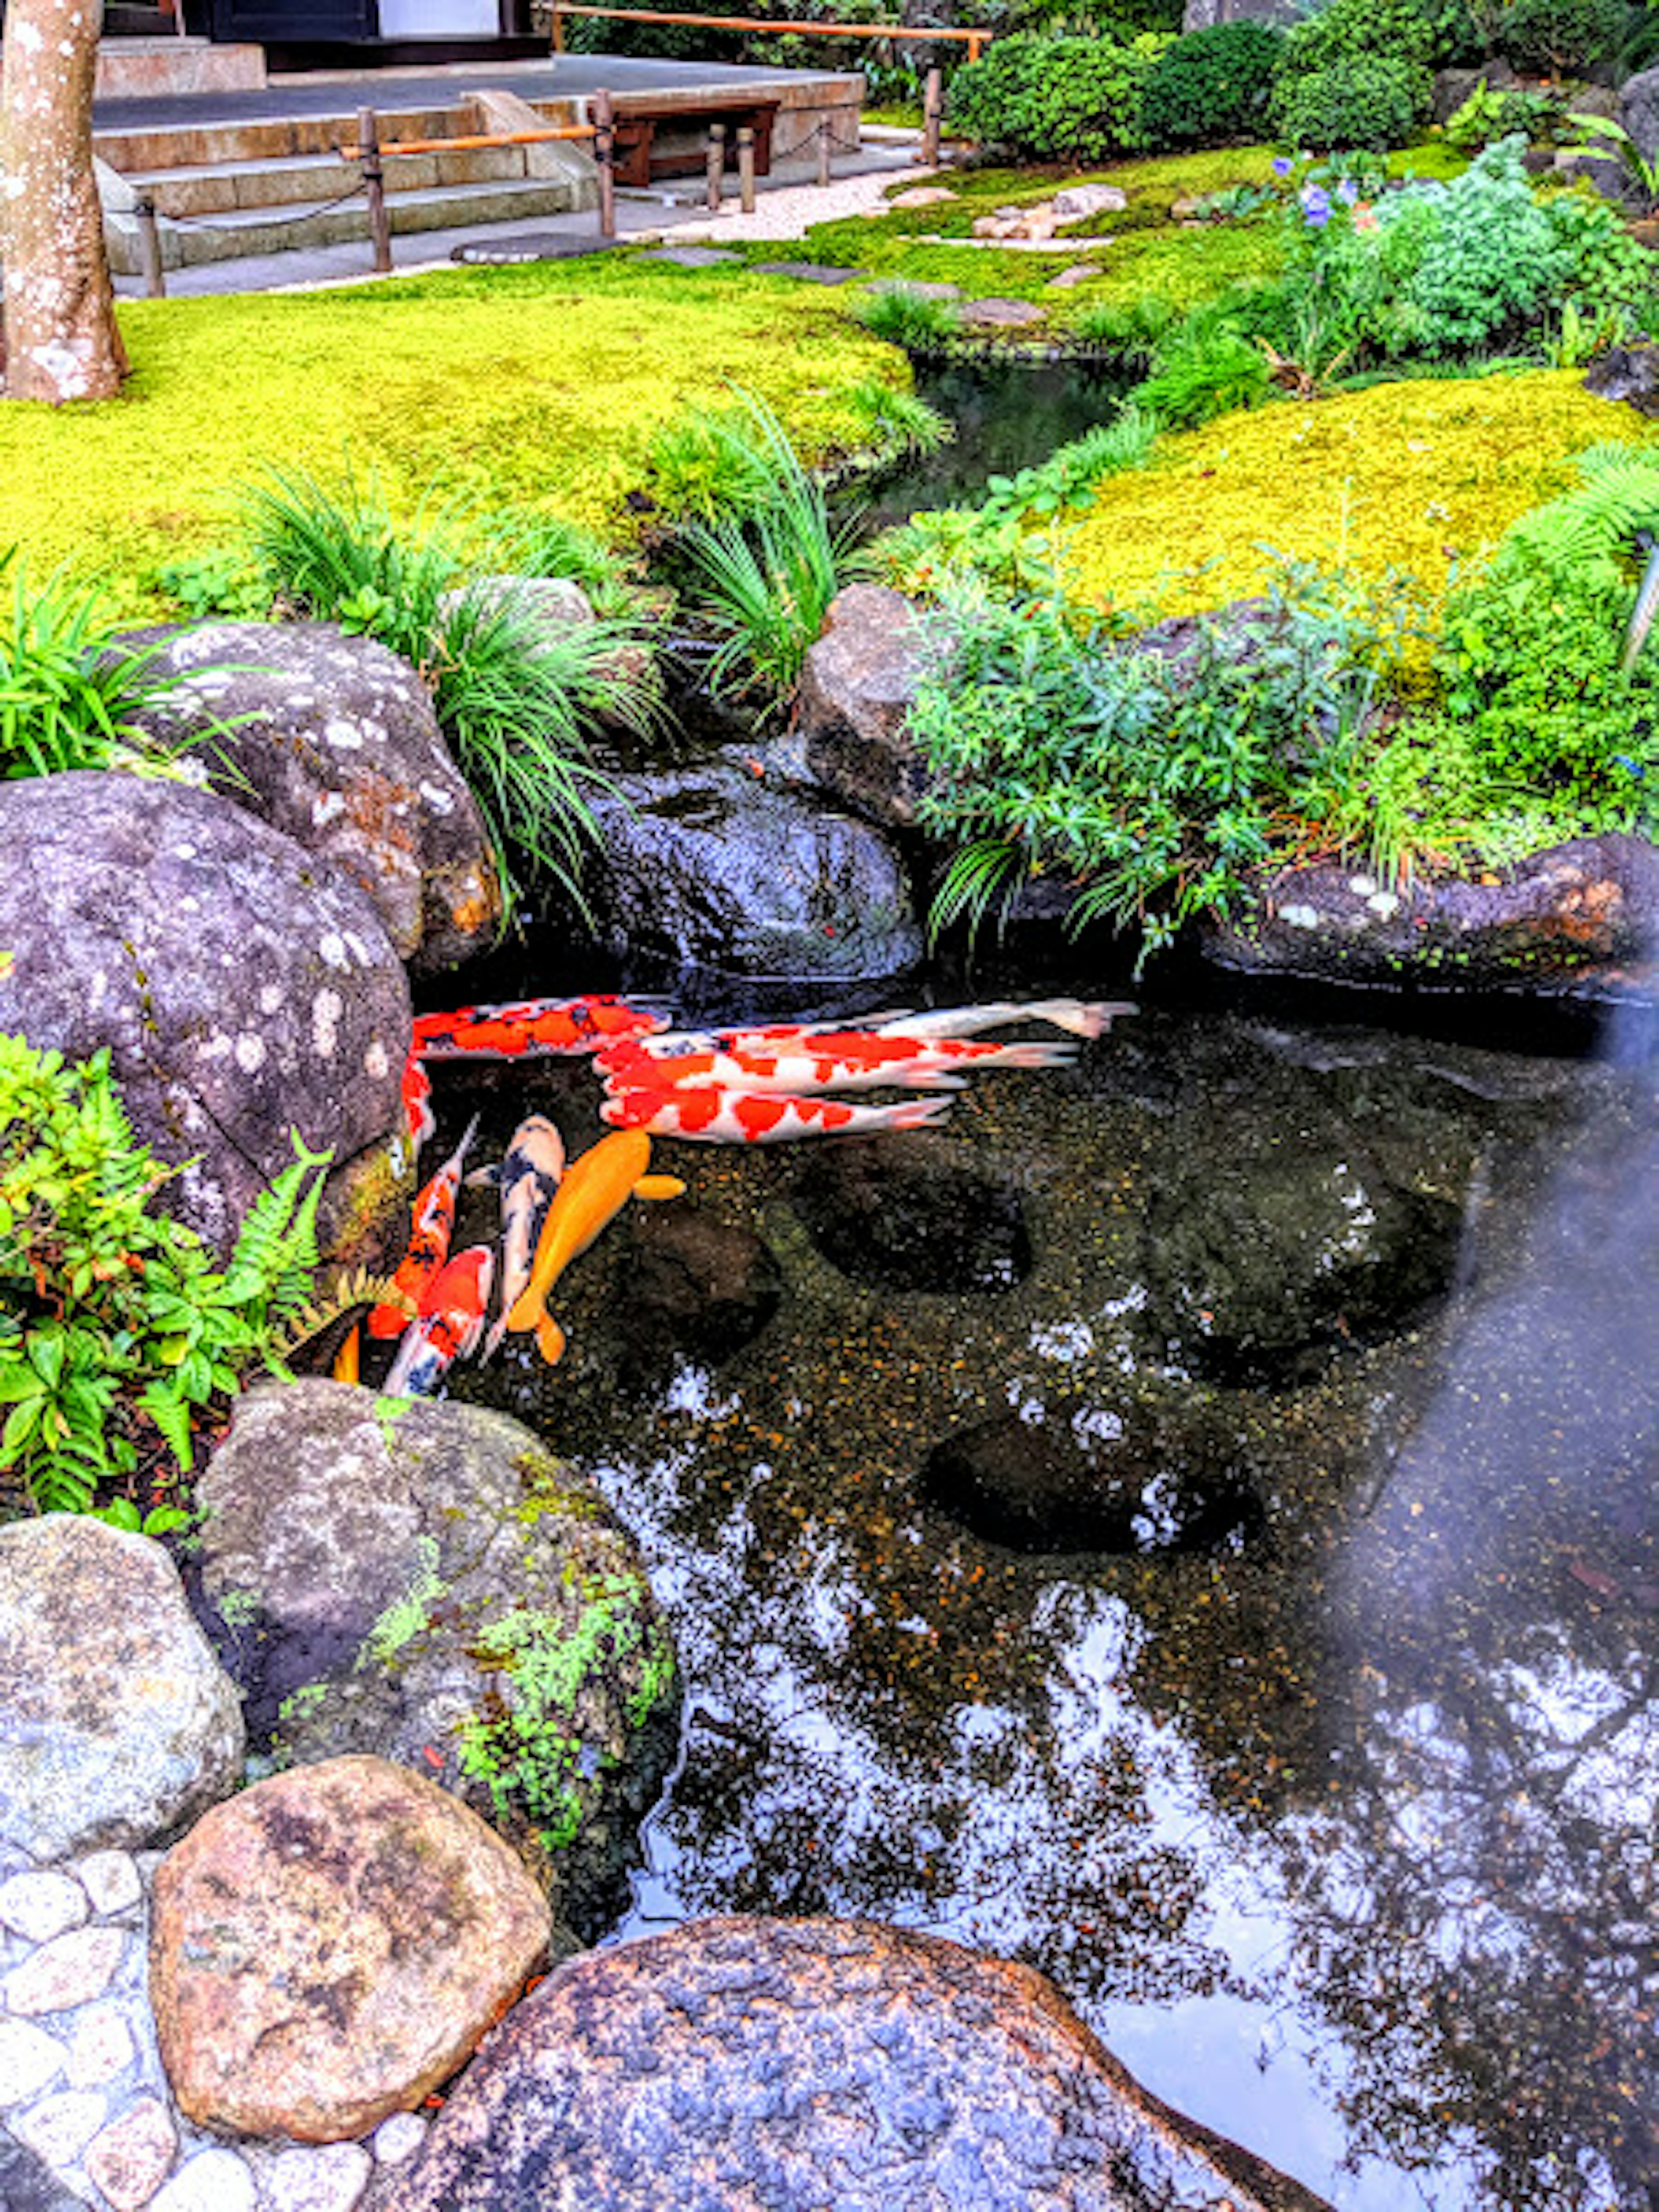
504,1128 -> 685,1366
402,1049 -> 437,1155
368,1114 -> 480,1340
596,1033 -> 1077,1096
631,998 -> 1130,1061
601,1085 -> 954,1144
481,1114 -> 567,1361
384,1245 -> 494,1398
411,995 -> 668,1062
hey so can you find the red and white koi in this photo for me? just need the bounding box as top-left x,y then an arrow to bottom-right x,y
402,1049 -> 437,1156
481,1114 -> 567,1361
629,998 -> 1130,1061
596,1033 -> 1077,1097
411,995 -> 667,1062
384,1245 -> 495,1398
368,1114 -> 480,1340
601,1085 -> 955,1144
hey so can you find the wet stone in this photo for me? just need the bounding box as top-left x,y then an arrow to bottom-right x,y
607,1209 -> 783,1373
793,1136 -> 1032,1294
920,1401 -> 1264,1556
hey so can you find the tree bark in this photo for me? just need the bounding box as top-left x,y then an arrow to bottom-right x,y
0,0 -> 129,403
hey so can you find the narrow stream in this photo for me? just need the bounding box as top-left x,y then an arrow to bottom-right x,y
415,967 -> 1656,2212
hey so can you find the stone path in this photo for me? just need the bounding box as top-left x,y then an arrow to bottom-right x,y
0,1844 -> 429,2212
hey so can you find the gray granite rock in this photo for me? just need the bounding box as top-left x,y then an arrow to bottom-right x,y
791,584 -> 955,831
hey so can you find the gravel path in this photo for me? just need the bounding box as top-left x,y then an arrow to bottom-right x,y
634,158 -> 935,246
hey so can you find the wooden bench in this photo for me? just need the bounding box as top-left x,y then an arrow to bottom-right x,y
610,98 -> 779,188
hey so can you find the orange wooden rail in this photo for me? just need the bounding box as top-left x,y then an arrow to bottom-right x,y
340,124 -> 598,157
549,5 -> 989,60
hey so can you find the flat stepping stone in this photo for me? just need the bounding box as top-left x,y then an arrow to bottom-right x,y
866,276 -> 960,299
887,184 -> 958,208
752,259 -> 863,285
962,296 -> 1046,327
1048,263 -> 1102,289
451,234 -> 613,264
635,245 -> 743,267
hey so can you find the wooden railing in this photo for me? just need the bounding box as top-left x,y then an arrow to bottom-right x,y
548,5 -> 990,62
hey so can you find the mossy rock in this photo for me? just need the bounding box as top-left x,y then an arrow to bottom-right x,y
194,1380 -> 679,1940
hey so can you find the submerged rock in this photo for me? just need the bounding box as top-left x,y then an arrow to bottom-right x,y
0,772 -> 410,1263
585,748 -> 923,979
150,1755 -> 550,2142
793,1135 -> 1033,1294
387,1916 -> 1333,2212
1206,836 -> 1659,997
0,1518 -> 243,1860
121,621 -> 502,973
921,1401 -> 1262,1555
194,1382 -> 678,1938
607,1208 -> 784,1371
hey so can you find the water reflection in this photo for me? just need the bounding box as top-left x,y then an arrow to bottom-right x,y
449,1004 -> 1654,2211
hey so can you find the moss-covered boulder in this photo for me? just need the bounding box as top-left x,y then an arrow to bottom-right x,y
194,1380 -> 678,1941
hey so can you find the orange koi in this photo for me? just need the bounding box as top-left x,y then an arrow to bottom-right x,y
503,1128 -> 685,1366
368,1114 -> 480,1340
600,1085 -> 954,1144
384,1246 -> 494,1398
411,995 -> 667,1061
402,1049 -> 437,1155
596,1033 -> 1077,1096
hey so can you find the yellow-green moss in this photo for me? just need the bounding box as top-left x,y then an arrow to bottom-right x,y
0,258 -> 892,617
1062,370 -> 1659,614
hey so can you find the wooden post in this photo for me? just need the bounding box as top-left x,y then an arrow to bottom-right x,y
592,89 -> 617,239
551,3 -> 566,49
736,123 -> 756,214
816,120 -> 831,188
134,197 -> 166,298
922,67 -> 943,166
358,105 -> 392,274
705,121 -> 725,211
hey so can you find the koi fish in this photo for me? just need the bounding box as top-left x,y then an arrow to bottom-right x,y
384,1245 -> 494,1398
596,1033 -> 1077,1096
367,1114 -> 480,1340
332,1325 -> 361,1385
482,1114 -> 567,1361
601,1085 -> 955,1144
632,998 -> 1131,1059
411,995 -> 668,1061
402,1048 -> 437,1156
503,1128 -> 686,1366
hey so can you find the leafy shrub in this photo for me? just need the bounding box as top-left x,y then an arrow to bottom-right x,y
1137,307 -> 1273,426
1444,79 -> 1568,151
0,555 -> 203,781
850,284 -> 965,356
908,565 -> 1412,963
151,550 -> 274,624
1274,55 -> 1432,149
845,377 -> 955,461
241,467 -> 652,916
1279,0 -> 1442,73
1438,446 -> 1659,821
1498,0 -> 1623,76
945,33 -> 1172,164
1141,21 -> 1285,149
0,1035 -> 331,1514
644,407 -> 781,521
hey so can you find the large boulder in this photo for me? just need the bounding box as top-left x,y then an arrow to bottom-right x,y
194,1382 -> 678,1938
790,584 -> 954,830
0,772 -> 411,1261
388,1916 -> 1333,2212
121,622 -> 502,973
0,1517 -> 243,1861
1205,836 -> 1659,998
149,1755 -> 550,2142
584,748 -> 924,979
1621,61 -> 1659,161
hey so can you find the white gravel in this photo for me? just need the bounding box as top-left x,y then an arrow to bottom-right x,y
632,159 -> 937,247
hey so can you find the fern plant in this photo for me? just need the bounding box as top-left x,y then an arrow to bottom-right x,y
0,1033 -> 332,1514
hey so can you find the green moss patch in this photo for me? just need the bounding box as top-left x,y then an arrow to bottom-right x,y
0,256 -> 891,617
1062,369 -> 1659,613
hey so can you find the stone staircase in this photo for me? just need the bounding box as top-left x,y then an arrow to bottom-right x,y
95,86 -> 597,275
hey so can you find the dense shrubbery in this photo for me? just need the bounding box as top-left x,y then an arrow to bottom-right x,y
1141,21 -> 1285,149
1499,0 -> 1624,76
945,32 -> 1171,162
1274,56 -> 1433,151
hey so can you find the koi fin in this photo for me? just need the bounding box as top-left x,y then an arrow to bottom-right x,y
331,1325 -> 361,1385
480,1316 -> 505,1363
535,1314 -> 568,1366
634,1173 -> 687,1199
1020,998 -> 1136,1039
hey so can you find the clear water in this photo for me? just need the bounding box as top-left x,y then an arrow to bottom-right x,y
420,972 -> 1657,2212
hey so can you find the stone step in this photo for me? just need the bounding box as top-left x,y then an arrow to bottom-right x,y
106,172 -> 596,274
127,139 -> 563,217
94,102 -> 470,174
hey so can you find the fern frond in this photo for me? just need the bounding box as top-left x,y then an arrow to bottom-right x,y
274,1266 -> 407,1360
137,1380 -> 197,1472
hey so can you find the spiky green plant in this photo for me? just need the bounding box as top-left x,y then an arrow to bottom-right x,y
850,284 -> 965,355
846,377 -> 955,462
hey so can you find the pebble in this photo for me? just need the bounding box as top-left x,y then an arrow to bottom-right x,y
372,2113 -> 427,2165
0,2018 -> 67,2106
149,2146 -> 259,2212
261,2141 -> 375,2211
85,2098 -> 177,2211
5,1925 -> 125,2015
76,1850 -> 143,1918
0,1872 -> 89,1945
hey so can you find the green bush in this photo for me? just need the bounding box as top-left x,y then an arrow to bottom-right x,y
945,33 -> 1172,164
1444,79 -> 1568,151
1137,322 -> 1273,426
1274,55 -> 1432,149
1280,0 -> 1442,73
1141,22 -> 1285,149
850,284 -> 966,356
1498,0 -> 1624,76
0,1035 -> 330,1514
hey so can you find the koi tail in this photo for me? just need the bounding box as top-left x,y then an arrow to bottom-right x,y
1021,998 -> 1136,1039
536,1314 -> 568,1366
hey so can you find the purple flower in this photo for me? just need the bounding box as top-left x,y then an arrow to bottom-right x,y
1273,155 -> 1294,178
1301,185 -> 1332,226
1336,176 -> 1359,206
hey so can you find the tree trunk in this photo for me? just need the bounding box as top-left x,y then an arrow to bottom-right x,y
0,0 -> 129,403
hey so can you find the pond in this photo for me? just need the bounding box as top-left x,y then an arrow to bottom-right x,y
411,958 -> 1656,2212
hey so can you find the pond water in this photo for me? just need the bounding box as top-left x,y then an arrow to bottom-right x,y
413,961 -> 1656,2212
